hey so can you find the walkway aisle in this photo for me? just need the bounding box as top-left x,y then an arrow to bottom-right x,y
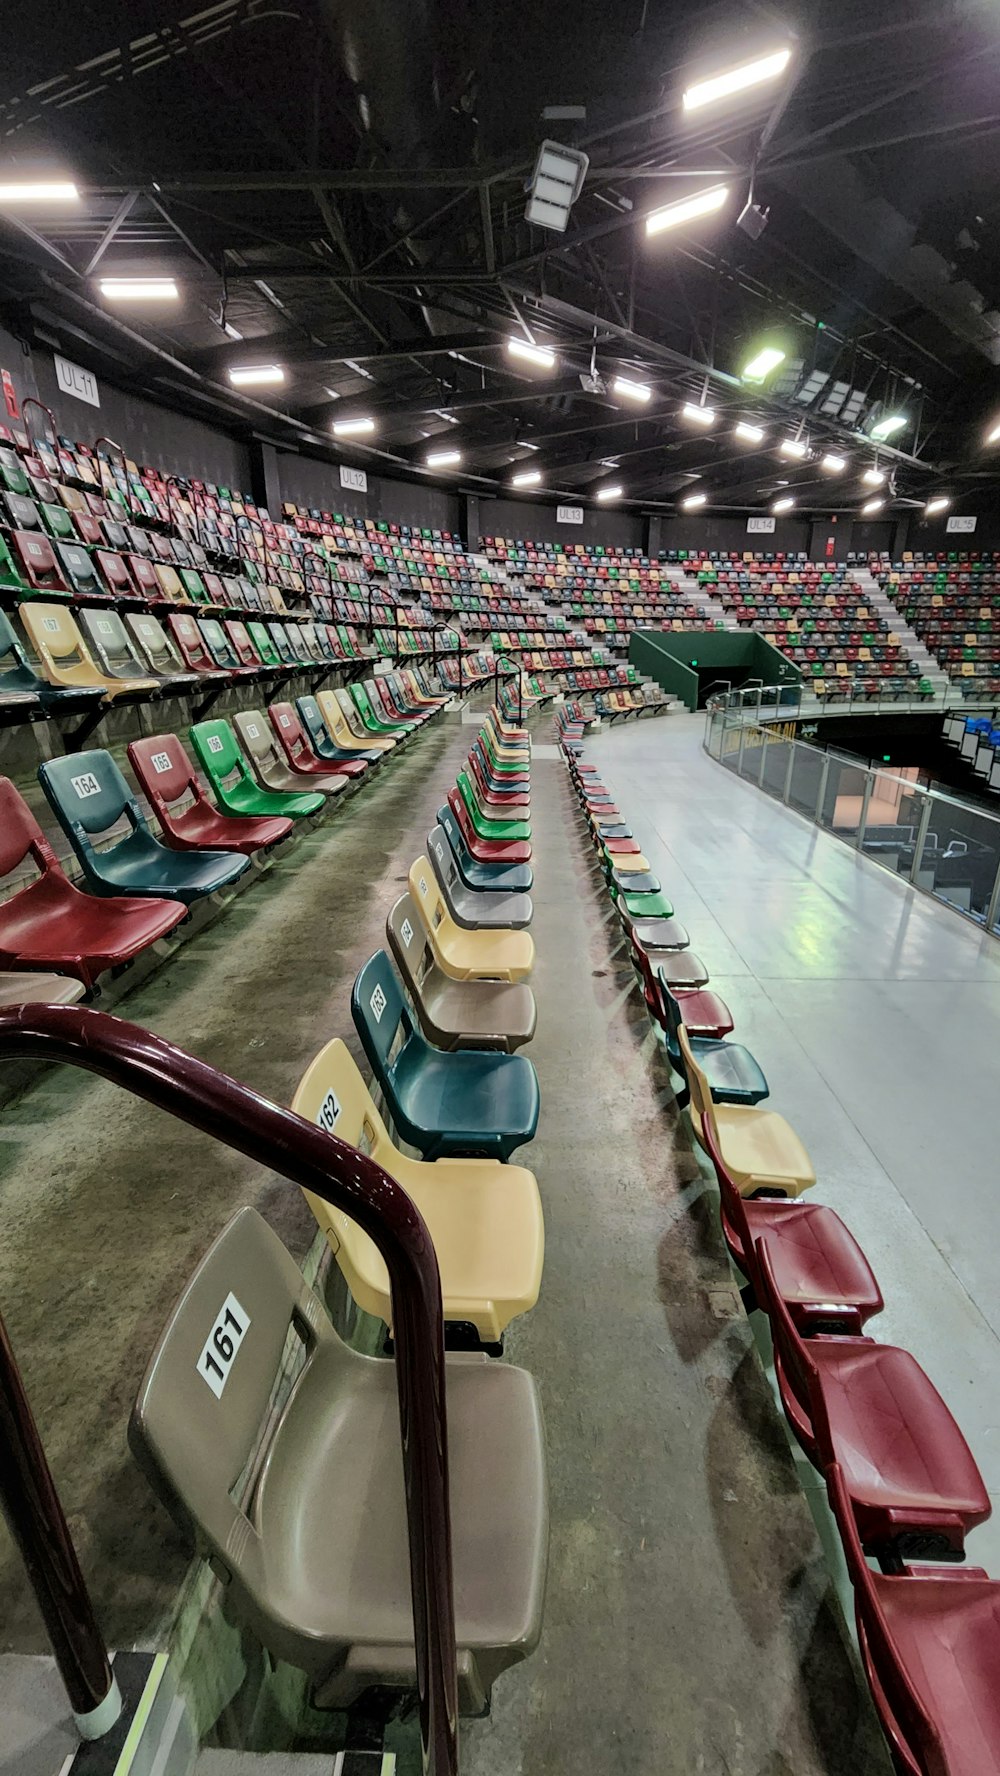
590,714 -> 1000,1584
461,747 -> 890,1776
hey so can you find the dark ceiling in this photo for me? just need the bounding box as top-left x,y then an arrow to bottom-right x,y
3,0 -> 1000,516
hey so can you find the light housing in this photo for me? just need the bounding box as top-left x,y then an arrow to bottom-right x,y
228,363 -> 285,386
683,47 -> 793,112
772,495 -> 795,513
332,415 -> 375,437
779,437 -> 808,459
925,495 -> 951,516
681,401 -> 717,427
869,413 -> 907,441
613,375 -> 652,404
862,467 -> 886,487
512,469 -> 542,488
742,345 -> 786,383
426,449 -> 462,468
681,492 -> 707,509
0,180 -> 79,204
734,421 -> 765,444
820,453 -> 847,473
646,184 -> 729,238
100,277 -> 180,302
596,484 -> 623,502
861,497 -> 885,515
525,140 -> 590,234
986,420 -> 1000,445
507,336 -> 557,370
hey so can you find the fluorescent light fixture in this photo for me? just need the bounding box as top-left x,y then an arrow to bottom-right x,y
515,439 -> 540,451
596,484 -> 623,501
100,277 -> 180,302
332,415 -> 375,437
683,48 -> 793,112
525,140 -> 590,233
779,437 -> 808,459
986,420 -> 1000,445
862,467 -> 885,486
646,184 -> 729,237
613,374 -> 652,404
869,413 -> 906,441
734,421 -> 765,443
507,336 -> 557,369
682,401 -> 717,427
426,449 -> 462,468
861,497 -> 885,515
772,495 -> 795,513
742,346 -> 786,382
228,363 -> 285,386
925,495 -> 951,516
682,492 -> 707,509
512,469 -> 542,488
0,180 -> 79,203
820,452 -> 846,473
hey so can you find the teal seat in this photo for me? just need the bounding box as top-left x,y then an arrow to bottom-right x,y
435,803 -> 533,893
38,750 -> 249,905
351,950 -> 540,1162
190,719 -> 325,820
660,978 -> 769,1105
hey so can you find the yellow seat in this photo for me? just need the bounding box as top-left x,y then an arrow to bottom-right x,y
409,855 -> 534,982
329,687 -> 398,751
291,1038 -> 544,1342
153,563 -> 192,605
314,690 -> 391,756
678,1026 -> 816,1199
607,851 -> 651,872
483,717 -> 529,762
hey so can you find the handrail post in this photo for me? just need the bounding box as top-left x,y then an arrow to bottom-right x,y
22,396 -> 58,456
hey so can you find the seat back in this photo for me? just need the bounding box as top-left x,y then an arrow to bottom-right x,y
436,801 -> 472,868
247,619 -> 280,667
20,602 -> 108,691
94,548 -> 136,597
234,709 -> 280,773
387,891 -> 438,998
296,694 -> 334,752
78,609 -> 150,681
130,1206 -> 338,1578
409,855 -> 458,945
351,949 -> 415,1083
168,613 -> 217,673
292,1034 -> 395,1168
129,727 -> 204,807
55,540 -> 107,599
0,609 -> 44,694
268,622 -> 296,666
225,619 -> 261,667
153,564 -> 188,604
332,687 -> 370,738
14,529 -> 71,594
0,775 -> 61,881
39,748 -> 139,841
126,612 -> 188,677
753,1241 -> 826,1431
199,617 -> 240,670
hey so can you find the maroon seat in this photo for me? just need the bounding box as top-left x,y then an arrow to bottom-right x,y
467,753 -> 529,809
758,1244 -> 990,1560
0,778 -> 185,990
267,701 -> 365,780
125,553 -> 162,600
446,787 -> 531,864
12,530 -> 70,594
127,735 -> 293,856
167,613 -> 228,679
224,619 -> 265,671
668,987 -> 733,1040
828,1460 -> 1000,1776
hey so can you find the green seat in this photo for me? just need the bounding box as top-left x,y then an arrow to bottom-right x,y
40,502 -> 75,542
0,447 -> 29,496
38,749 -> 249,904
611,880 -> 675,920
352,951 -> 539,1161
351,681 -> 409,738
247,620 -> 282,669
0,533 -> 26,593
190,719 -> 324,819
457,772 -> 531,842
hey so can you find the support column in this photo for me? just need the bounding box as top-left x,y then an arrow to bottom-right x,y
645,513 -> 663,559
460,494 -> 480,552
248,439 -> 283,517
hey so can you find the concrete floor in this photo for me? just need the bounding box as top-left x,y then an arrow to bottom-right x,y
0,703 -> 897,1775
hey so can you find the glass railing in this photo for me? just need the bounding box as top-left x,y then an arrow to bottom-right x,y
703,709 -> 1000,936
710,680 -> 974,720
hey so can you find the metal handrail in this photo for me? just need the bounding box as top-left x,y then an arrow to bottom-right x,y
22,396 -> 58,455
0,1005 -> 459,1776
93,435 -> 136,519
493,653 -> 523,725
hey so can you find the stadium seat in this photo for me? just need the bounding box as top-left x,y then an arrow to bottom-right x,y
296,694 -> 383,768
18,602 -> 114,698
351,950 -> 539,1160
167,613 -> 229,680
0,777 -> 186,988
388,892 -> 536,1052
39,750 -> 249,905
268,701 -> 366,780
758,1244 -> 990,1559
457,773 -> 531,844
128,735 -> 293,855
78,609 -> 169,694
427,825 -> 533,930
827,1458 -> 1000,1775
661,987 -> 766,1103
329,688 -> 398,753
678,1027 -> 813,1195
435,801 -> 532,893
409,857 -> 534,981
294,1030 -> 542,1333
130,1207 -> 547,1711
0,969 -> 85,1006
125,612 -> 200,690
0,609 -> 105,714
233,710 -> 349,798
351,680 -> 411,739
190,719 -> 325,820
447,787 -> 531,864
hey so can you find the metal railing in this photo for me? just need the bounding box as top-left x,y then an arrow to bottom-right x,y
712,679 -> 975,722
0,1006 -> 459,1776
703,709 -> 1000,937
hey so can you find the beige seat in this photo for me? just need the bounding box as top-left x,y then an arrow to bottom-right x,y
316,690 -> 393,756
130,1207 -> 548,1713
0,969 -> 85,1007
292,1038 -> 543,1342
409,857 -> 534,983
331,687 -> 398,751
233,710 -> 347,797
678,1025 -> 816,1199
153,563 -> 194,605
388,893 -> 536,1052
20,602 -> 155,700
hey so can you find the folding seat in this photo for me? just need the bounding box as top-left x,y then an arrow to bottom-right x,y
426,824 -> 532,929
333,685 -> 399,751
167,612 -> 229,680
39,750 -> 249,905
758,1243 -> 990,1559
10,529 -> 71,595
434,800 -> 532,893
660,984 -> 766,1107
372,675 -> 420,730
387,892 -> 536,1052
294,694 -> 376,770
621,919 -> 709,1002
0,777 -> 186,989
0,445 -> 30,496
268,700 -> 365,780
77,609 -> 166,694
130,1207 -> 546,1712
234,709 -> 348,799
122,552 -> 161,602
52,540 -> 111,602
408,856 -> 533,982
456,772 -> 530,845
0,609 -> 102,714
352,679 -> 411,739
18,602 -> 120,698
128,734 -> 292,856
198,615 -> 257,679
0,967 -> 85,1007
312,690 -> 387,760
190,719 -> 325,820
467,748 -> 530,809
152,563 -> 193,605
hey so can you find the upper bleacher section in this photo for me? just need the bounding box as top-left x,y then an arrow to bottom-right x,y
868,551 -> 1000,700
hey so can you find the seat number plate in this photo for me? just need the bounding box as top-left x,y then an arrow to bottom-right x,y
246,723 -> 259,738
198,1292 -> 250,1398
401,919 -> 414,946
151,751 -> 171,773
207,735 -> 224,753
71,772 -> 101,798
316,1089 -> 342,1132
279,713 -> 289,727
418,877 -> 428,896
370,983 -> 387,1022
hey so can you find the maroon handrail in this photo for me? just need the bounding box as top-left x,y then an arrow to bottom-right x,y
94,436 -> 136,519
22,396 -> 58,456
0,1005 -> 459,1776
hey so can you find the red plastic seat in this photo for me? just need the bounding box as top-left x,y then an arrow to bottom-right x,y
828,1459 -> 1000,1776
758,1245 -> 990,1560
267,701 -> 365,779
0,777 -> 185,990
167,613 -> 228,678
446,787 -> 531,863
127,735 -> 293,856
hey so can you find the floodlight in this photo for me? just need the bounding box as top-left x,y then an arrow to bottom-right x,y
0,180 -> 79,203
681,401 -> 717,427
862,467 -> 885,486
596,484 -> 623,501
772,495 -> 795,513
861,497 -> 885,515
512,469 -> 542,488
820,453 -> 846,473
742,346 -> 785,382
869,413 -> 906,441
101,278 -> 180,302
682,492 -> 707,509
426,449 -> 462,467
525,140 -> 590,233
332,416 -> 375,437
925,495 -> 951,515
734,421 -> 765,443
613,375 -> 652,403
779,437 -> 808,459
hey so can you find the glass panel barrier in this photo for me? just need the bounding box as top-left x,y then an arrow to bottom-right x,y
920,794 -> 1000,925
738,724 -> 766,783
719,716 -> 743,774
859,769 -> 928,880
760,731 -> 792,799
818,755 -> 868,841
787,742 -> 825,817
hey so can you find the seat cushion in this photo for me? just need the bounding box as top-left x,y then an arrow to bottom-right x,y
875,1573 -> 1000,1776
714,1103 -> 815,1195
744,1200 -> 883,1329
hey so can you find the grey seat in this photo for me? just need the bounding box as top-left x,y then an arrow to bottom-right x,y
130,1207 -> 547,1712
79,609 -> 169,689
233,709 -> 348,798
124,612 -> 200,690
388,892 -> 536,1052
0,968 -> 85,1007
427,825 -> 533,931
